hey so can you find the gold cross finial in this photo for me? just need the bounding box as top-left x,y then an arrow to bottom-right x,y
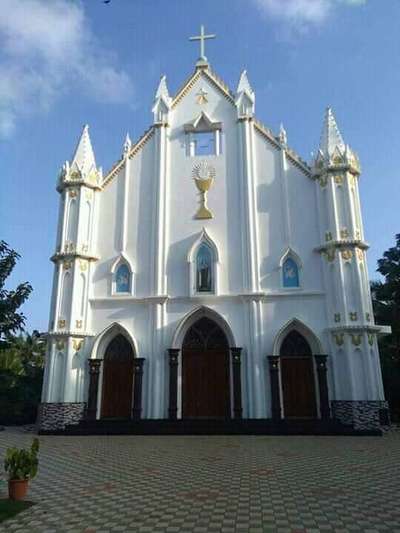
189,25 -> 216,62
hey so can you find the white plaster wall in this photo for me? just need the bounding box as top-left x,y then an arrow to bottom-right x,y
47,67 -> 385,414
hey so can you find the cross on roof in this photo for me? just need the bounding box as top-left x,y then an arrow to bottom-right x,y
189,25 -> 216,62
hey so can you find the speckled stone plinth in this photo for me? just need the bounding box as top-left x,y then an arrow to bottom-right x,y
331,400 -> 390,431
37,402 -> 85,431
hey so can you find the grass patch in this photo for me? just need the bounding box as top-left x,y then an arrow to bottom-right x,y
0,499 -> 34,523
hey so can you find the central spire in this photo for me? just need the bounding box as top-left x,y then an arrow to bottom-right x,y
189,24 -> 216,66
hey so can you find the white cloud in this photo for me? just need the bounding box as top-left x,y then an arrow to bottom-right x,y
0,0 -> 133,138
253,0 -> 366,31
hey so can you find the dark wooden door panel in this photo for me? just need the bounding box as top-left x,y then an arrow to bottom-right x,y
182,349 -> 229,418
281,357 -> 317,418
101,334 -> 135,419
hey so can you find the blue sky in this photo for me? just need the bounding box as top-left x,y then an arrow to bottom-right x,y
1,0 -> 399,333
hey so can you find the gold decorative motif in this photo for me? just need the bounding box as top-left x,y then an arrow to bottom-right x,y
325,231 -> 333,242
56,340 -> 65,350
355,229 -> 361,239
323,248 -> 336,262
368,334 -> 374,346
69,189 -> 77,198
333,333 -> 344,347
88,170 -> 98,184
196,87 -> 208,104
81,244 -> 89,253
75,320 -> 82,329
340,228 -> 349,239
63,260 -> 72,270
348,174 -> 356,187
58,319 -> 66,328
349,312 -> 358,322
334,313 -> 341,323
356,248 -> 364,261
319,176 -> 328,188
334,175 -> 343,185
72,339 -> 83,351
341,249 -> 353,261
351,334 -> 362,347
192,162 -> 216,219
366,312 -> 371,322
70,170 -> 81,181
79,260 -> 87,272
333,155 -> 342,165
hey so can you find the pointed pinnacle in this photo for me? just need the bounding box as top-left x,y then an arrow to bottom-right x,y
155,75 -> 170,100
237,69 -> 254,95
319,107 -> 345,157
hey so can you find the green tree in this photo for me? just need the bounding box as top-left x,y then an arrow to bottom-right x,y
371,233 -> 400,419
0,241 -> 32,347
0,333 -> 46,425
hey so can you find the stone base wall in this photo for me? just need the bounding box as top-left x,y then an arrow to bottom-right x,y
331,401 -> 390,431
37,402 -> 86,431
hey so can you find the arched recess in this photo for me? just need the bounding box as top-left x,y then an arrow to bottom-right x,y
110,253 -> 134,295
91,322 -> 138,361
279,248 -> 302,289
172,307 -> 236,419
187,229 -> 220,296
273,319 -> 322,419
172,306 -> 235,349
272,318 -> 323,356
90,323 -> 139,419
66,198 -> 78,245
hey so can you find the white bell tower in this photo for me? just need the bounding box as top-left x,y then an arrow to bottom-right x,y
41,126 -> 100,414
313,109 -> 385,405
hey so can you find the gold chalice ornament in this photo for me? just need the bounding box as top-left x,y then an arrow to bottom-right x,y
192,161 -> 216,219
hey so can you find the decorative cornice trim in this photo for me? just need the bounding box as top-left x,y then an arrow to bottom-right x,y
90,290 -> 324,304
253,119 -> 311,177
102,126 -> 155,188
57,180 -> 102,193
46,331 -> 95,338
315,240 -> 369,253
327,325 -> 382,333
90,295 -> 168,304
51,252 -> 99,262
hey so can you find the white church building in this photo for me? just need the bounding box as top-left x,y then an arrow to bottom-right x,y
39,28 -> 389,434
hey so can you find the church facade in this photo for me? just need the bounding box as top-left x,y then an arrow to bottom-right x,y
39,31 -> 389,433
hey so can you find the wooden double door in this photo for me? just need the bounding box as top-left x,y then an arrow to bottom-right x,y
280,331 -> 317,418
182,318 -> 230,418
101,334 -> 134,418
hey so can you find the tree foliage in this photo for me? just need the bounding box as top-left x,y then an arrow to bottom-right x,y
0,333 -> 46,425
0,241 -> 32,344
371,233 -> 400,418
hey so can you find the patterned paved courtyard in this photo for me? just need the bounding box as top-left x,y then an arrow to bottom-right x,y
0,427 -> 400,532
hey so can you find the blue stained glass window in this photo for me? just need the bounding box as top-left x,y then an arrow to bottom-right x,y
283,258 -> 299,288
116,264 -> 130,293
196,243 -> 213,292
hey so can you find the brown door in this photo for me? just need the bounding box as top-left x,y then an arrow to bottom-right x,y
281,357 -> 316,417
182,318 -> 230,418
280,330 -> 317,418
101,334 -> 134,418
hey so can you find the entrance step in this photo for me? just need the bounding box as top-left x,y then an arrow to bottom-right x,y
53,418 -> 382,437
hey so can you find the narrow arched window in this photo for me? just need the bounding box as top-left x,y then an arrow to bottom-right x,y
283,258 -> 299,288
196,243 -> 213,292
115,264 -> 130,293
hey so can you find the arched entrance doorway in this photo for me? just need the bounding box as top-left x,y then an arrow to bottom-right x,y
182,317 -> 230,418
280,330 -> 317,418
101,334 -> 134,418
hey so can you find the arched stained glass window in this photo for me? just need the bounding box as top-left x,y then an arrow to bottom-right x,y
283,258 -> 299,288
196,243 -> 213,292
115,264 -> 130,293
